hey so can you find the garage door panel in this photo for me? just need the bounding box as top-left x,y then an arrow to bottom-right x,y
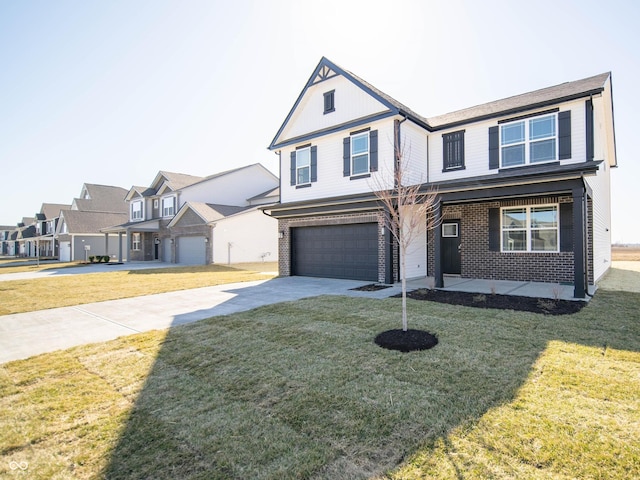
177,236 -> 206,265
291,224 -> 378,281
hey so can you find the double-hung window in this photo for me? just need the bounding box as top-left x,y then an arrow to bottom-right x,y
351,132 -> 369,176
501,205 -> 558,252
443,130 -> 465,170
131,200 -> 143,221
295,147 -> 311,185
162,196 -> 176,217
132,233 -> 141,251
501,114 -> 556,167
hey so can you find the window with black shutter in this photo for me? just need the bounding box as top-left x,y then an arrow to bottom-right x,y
443,130 -> 465,171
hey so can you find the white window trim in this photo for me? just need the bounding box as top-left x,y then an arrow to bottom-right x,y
295,147 -> 311,186
500,113 -> 557,168
500,204 -> 559,253
132,232 -> 141,251
442,223 -> 459,237
131,200 -> 144,221
351,131 -> 369,176
162,196 -> 176,218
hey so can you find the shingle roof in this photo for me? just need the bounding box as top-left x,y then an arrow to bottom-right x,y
40,203 -> 71,219
157,171 -> 205,191
426,72 -> 611,129
61,210 -> 129,234
74,184 -> 128,214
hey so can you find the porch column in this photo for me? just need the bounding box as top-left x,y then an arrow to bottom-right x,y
125,228 -> 131,263
434,201 -> 443,288
118,232 -> 123,262
104,233 -> 109,258
572,187 -> 586,298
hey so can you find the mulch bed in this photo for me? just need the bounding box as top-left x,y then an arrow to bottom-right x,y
392,288 -> 586,315
374,329 -> 438,352
351,283 -> 392,292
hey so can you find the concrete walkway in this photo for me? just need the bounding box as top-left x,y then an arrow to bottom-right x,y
0,276 -> 403,364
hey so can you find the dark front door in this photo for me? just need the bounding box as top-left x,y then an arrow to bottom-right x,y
442,221 -> 461,275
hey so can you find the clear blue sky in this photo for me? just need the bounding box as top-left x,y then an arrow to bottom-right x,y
1,0 -> 638,242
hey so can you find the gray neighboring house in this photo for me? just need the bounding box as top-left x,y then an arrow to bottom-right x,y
0,225 -> 16,256
30,203 -> 71,258
104,164 -> 279,265
15,218 -> 36,257
55,184 -> 128,262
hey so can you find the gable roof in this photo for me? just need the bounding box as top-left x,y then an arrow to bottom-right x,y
73,184 -> 128,214
270,57 -> 612,148
150,171 -> 205,193
59,210 -> 129,234
168,202 -> 252,227
40,203 -> 71,219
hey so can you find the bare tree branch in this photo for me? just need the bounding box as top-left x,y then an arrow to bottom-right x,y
369,123 -> 441,331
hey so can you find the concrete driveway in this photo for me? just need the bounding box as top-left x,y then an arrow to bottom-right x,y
0,276 -> 402,364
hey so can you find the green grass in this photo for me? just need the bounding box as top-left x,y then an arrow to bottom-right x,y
0,263 -> 277,315
1,267 -> 639,479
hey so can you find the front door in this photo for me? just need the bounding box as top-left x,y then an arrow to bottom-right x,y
442,221 -> 461,275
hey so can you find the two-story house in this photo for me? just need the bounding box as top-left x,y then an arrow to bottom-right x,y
105,163 -> 279,265
264,57 -> 617,299
0,225 -> 16,256
32,203 -> 71,258
55,184 -> 129,261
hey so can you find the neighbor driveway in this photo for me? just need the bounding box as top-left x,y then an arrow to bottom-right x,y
0,276 -> 402,364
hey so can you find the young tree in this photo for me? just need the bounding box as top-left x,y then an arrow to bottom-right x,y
370,125 -> 440,332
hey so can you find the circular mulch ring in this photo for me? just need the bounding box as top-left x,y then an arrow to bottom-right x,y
374,329 -> 438,353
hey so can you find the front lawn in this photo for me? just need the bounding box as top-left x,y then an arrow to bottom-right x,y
0,263 -> 277,315
1,267 -> 638,479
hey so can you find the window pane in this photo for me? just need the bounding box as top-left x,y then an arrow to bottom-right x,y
531,206 -> 557,228
501,122 -> 524,145
296,148 -> 310,167
352,134 -> 368,154
502,144 -> 525,166
502,208 -> 526,229
503,231 -> 526,251
530,139 -> 556,162
442,223 -> 458,237
529,115 -> 555,140
531,230 -> 557,251
352,154 -> 369,175
297,166 -> 310,184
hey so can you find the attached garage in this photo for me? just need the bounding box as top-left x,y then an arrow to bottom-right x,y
176,236 -> 206,265
59,242 -> 71,262
291,223 -> 378,281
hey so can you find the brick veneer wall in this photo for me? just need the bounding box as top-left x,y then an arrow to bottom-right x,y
427,196 -> 582,284
278,211 -> 391,283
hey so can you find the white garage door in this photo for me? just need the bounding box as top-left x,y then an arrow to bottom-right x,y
163,239 -> 172,263
176,236 -> 206,265
59,242 -> 71,262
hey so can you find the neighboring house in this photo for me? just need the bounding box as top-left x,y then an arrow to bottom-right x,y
55,184 -> 128,261
31,203 -> 71,257
15,218 -> 36,257
104,163 -> 279,265
0,225 -> 16,256
264,57 -> 617,298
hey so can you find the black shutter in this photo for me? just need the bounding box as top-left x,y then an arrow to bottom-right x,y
560,202 -> 573,252
369,130 -> 378,172
310,146 -> 317,182
585,100 -> 594,161
290,151 -> 296,186
489,126 -> 499,169
488,208 -> 500,251
343,137 -> 351,176
558,111 -> 572,160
